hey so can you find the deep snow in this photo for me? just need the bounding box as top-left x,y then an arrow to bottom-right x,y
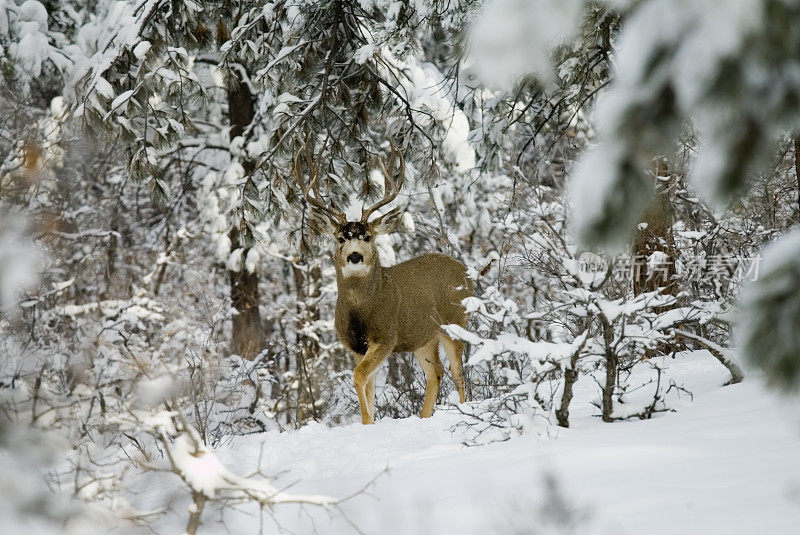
140,351 -> 800,534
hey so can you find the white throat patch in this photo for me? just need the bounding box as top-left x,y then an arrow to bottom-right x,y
341,263 -> 371,278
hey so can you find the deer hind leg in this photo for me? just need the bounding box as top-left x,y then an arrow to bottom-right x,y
439,332 -> 467,404
414,337 -> 445,418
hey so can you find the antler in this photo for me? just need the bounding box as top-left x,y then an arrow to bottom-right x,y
292,144 -> 347,226
361,139 -> 405,224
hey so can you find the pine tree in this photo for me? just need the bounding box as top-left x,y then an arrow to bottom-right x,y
64,0 -> 473,359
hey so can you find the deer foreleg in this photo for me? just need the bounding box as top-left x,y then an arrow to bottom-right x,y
365,374 -> 376,418
353,343 -> 393,425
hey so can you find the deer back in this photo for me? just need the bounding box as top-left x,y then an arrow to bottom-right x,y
387,253 -> 473,352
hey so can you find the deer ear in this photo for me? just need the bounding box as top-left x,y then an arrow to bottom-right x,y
371,209 -> 404,235
308,209 -> 338,236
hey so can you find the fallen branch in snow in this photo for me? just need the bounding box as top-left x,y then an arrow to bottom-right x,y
160,418 -> 336,534
111,394 -> 340,534
671,329 -> 744,385
111,377 -> 395,535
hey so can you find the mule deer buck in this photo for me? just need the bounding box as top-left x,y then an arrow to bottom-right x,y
293,142 -> 472,424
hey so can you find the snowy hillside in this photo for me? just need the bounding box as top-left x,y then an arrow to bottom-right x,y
125,352 -> 800,534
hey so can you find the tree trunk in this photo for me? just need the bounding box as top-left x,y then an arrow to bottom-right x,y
555,333 -> 587,428
229,228 -> 263,359
633,159 -> 682,357
227,76 -> 264,359
600,316 -> 617,423
556,364 -> 579,428
292,263 -> 321,422
632,160 -> 676,296
185,492 -> 206,535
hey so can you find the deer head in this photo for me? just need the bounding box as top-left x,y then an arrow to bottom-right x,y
293,141 -> 405,279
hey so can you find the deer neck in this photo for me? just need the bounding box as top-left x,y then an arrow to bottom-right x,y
336,263 -> 384,310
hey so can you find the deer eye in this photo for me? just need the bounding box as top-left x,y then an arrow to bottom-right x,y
363,235 -> 371,242
338,237 -> 345,244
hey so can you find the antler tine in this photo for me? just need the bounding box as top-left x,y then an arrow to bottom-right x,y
293,144 -> 346,225
361,139 -> 405,224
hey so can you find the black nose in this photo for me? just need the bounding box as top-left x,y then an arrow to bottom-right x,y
347,252 -> 363,264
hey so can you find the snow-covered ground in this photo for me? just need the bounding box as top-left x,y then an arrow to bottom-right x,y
140,352 -> 800,534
